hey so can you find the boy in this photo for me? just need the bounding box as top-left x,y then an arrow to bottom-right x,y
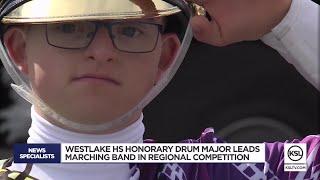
0,0 -> 319,179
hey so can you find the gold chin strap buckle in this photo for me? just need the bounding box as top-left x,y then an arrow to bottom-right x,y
188,2 -> 206,16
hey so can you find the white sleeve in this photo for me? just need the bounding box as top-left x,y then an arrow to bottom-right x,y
261,0 -> 319,90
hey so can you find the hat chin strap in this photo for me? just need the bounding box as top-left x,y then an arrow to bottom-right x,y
2,23 -> 193,133
11,83 -> 138,132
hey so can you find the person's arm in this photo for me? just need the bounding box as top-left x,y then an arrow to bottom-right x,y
190,0 -> 319,89
261,0 -> 319,89
190,1 -> 320,178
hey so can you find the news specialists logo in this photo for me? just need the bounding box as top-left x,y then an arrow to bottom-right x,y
284,144 -> 307,172
14,144 -> 61,163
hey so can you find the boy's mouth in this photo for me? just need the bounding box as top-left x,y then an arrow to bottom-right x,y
72,73 -> 121,86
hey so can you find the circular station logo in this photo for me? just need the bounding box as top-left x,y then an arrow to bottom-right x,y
287,145 -> 303,161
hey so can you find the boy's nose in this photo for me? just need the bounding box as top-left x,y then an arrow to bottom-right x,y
84,27 -> 116,62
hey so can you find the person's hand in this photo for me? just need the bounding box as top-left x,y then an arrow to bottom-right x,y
190,0 -> 292,46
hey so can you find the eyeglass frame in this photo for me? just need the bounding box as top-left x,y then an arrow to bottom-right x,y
45,21 -> 165,53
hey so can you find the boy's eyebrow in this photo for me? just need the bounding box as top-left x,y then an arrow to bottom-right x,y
113,17 -> 164,25
141,17 -> 165,24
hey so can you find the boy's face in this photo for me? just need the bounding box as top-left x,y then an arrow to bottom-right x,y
4,19 -> 180,130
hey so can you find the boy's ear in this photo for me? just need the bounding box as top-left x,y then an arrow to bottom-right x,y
3,27 -> 29,74
157,33 -> 181,82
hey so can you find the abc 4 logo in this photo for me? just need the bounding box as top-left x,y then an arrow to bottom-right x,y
284,143 -> 307,164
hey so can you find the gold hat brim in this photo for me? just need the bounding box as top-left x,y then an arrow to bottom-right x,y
2,0 -> 181,24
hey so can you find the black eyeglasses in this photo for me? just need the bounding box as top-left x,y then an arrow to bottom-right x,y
46,21 -> 163,53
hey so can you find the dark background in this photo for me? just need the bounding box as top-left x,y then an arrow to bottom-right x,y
143,40 -> 319,143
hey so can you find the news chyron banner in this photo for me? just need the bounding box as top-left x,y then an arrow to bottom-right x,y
15,143 -> 266,163
14,143 -> 308,171
15,143 -> 308,172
